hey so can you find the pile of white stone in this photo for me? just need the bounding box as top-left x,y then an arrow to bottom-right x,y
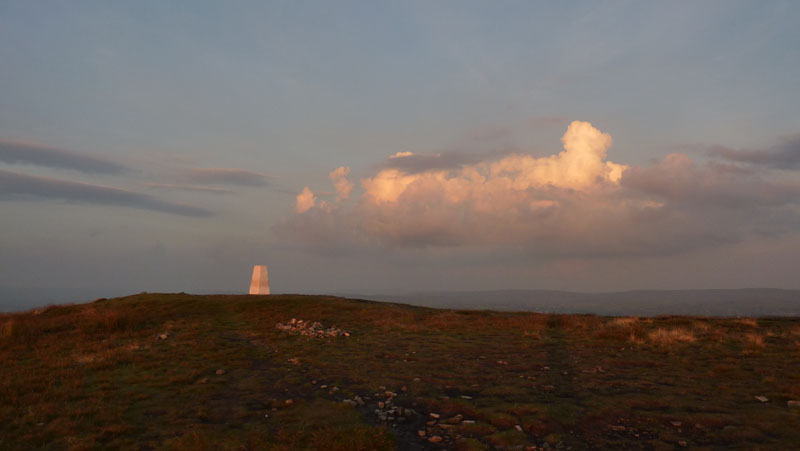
275,318 -> 350,338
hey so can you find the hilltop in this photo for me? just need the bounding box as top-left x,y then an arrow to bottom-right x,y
2,293 -> 800,450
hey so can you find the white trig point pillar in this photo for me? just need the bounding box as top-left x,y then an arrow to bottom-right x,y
249,265 -> 270,295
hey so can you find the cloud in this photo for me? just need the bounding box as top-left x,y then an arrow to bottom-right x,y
0,140 -> 127,174
185,168 -> 270,186
142,183 -> 235,194
295,186 -> 316,213
0,169 -> 212,217
708,136 -> 800,169
329,166 -> 354,201
380,149 -> 511,174
623,153 -> 800,207
278,121 -> 800,258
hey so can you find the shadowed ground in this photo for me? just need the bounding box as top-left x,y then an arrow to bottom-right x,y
2,293 -> 800,450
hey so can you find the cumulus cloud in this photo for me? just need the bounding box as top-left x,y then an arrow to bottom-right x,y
0,140 -> 127,174
295,186 -> 316,213
278,121 -> 800,258
329,166 -> 354,201
0,169 -> 212,217
185,168 -> 270,186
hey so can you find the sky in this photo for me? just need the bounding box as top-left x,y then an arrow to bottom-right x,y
2,1 -> 800,311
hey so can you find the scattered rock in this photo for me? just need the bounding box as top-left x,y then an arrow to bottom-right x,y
430,413 -> 441,419
428,436 -> 443,443
158,333 -> 169,340
215,369 -> 226,375
497,360 -> 509,365
446,414 -> 463,424
378,401 -> 385,409
418,430 -> 426,437
755,396 -> 769,403
515,424 -> 523,432
276,319 -> 350,338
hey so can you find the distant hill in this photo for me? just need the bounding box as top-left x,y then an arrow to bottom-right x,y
339,288 -> 800,317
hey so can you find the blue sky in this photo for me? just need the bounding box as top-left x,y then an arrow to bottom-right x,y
2,1 -> 800,310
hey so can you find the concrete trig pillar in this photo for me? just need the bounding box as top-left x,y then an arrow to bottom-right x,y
249,265 -> 270,295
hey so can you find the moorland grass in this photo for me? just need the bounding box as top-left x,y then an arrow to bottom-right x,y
1,294 -> 800,450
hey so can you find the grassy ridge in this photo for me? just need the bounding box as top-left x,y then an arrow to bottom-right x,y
1,293 -> 800,450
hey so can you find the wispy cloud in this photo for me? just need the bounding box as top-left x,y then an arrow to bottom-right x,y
708,136 -> 800,169
185,168 -> 270,186
0,169 -> 212,217
142,182 -> 235,194
379,149 -> 511,174
0,140 -> 127,174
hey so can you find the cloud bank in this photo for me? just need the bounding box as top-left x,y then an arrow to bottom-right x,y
279,121 -> 800,258
0,169 -> 212,217
0,140 -> 127,174
185,168 -> 271,186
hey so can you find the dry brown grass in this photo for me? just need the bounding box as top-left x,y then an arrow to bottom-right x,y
0,318 -> 14,339
647,328 -> 696,348
734,317 -> 759,328
610,317 -> 639,328
5,293 -> 800,450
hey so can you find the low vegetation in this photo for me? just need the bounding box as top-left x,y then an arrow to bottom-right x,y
2,293 -> 800,450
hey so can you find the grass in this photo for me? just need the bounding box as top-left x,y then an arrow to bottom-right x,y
2,293 -> 800,449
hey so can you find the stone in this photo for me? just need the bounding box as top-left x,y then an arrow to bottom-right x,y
755,395 -> 769,403
429,413 -> 440,419
417,429 -> 426,437
515,424 -> 523,432
671,421 -> 682,427
342,399 -> 357,407
447,414 -> 463,424
678,441 -> 687,447
609,425 -> 626,432
285,399 -> 293,405
428,436 -> 443,443
462,420 -> 476,425
249,265 -> 270,295
460,395 -> 473,399
215,369 -> 226,375
158,333 -> 168,340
